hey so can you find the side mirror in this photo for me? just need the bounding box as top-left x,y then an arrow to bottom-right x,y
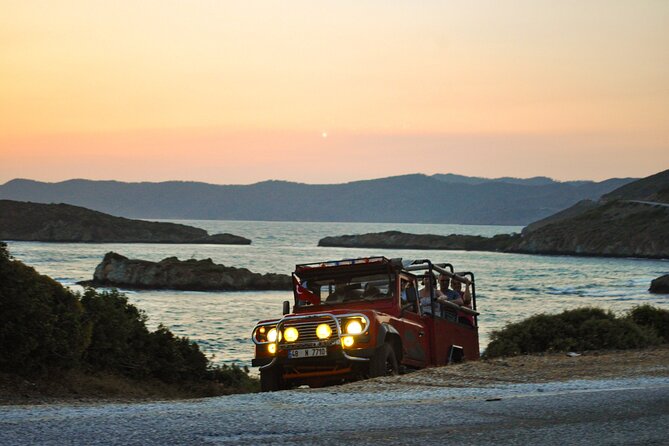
282,300 -> 290,315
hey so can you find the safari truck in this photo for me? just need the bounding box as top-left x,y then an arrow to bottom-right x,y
251,256 -> 479,391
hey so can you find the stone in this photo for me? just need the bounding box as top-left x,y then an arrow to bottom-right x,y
649,274 -> 669,294
79,252 -> 291,291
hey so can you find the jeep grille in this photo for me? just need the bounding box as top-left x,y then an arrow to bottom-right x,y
279,319 -> 339,345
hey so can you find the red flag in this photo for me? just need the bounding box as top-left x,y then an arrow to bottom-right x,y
293,275 -> 319,305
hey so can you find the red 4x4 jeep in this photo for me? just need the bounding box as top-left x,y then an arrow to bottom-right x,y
251,257 -> 479,391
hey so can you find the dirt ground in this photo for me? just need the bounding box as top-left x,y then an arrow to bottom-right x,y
2,346 -> 668,404
322,345 -> 669,393
0,370 -> 251,406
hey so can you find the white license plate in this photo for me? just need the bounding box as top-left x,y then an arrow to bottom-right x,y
288,348 -> 327,359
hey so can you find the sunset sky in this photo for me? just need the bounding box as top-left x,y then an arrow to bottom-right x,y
1,1 -> 667,184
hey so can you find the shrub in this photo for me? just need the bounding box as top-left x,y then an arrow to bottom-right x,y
0,243 -> 89,374
485,306 -> 664,358
80,288 -> 152,376
626,305 -> 669,343
145,325 -> 209,383
0,243 -> 256,392
209,364 -> 259,393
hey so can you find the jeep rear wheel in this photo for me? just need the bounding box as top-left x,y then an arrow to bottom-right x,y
369,342 -> 399,378
260,366 -> 284,392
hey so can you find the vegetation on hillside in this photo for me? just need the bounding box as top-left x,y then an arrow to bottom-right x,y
0,242 -> 258,395
485,306 -> 669,358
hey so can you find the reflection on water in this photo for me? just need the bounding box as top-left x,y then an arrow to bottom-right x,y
6,220 -> 668,368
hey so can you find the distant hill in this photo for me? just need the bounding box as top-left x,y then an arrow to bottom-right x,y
431,173 -> 571,186
0,200 -> 251,244
319,169 -> 669,259
600,169 -> 669,203
0,174 -> 634,225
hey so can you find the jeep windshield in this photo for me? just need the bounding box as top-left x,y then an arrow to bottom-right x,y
294,273 -> 394,307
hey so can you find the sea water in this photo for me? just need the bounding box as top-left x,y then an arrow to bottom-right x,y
6,220 -> 668,368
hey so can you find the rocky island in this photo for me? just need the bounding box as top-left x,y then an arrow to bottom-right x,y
80,252 -> 292,291
319,169 -> 669,259
319,231 -> 516,251
0,200 -> 251,244
650,275 -> 669,294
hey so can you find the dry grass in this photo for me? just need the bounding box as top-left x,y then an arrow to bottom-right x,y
0,370 -> 256,406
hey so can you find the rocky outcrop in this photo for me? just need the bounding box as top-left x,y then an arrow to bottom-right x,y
513,200 -> 669,259
650,275 -> 669,294
80,252 -> 291,291
319,202 -> 669,259
0,200 -> 251,244
189,233 -> 251,244
319,231 -> 517,251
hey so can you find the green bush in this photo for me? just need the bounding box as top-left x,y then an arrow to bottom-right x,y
81,288 -> 151,375
209,364 -> 259,393
485,306 -> 665,358
626,305 -> 669,343
145,325 -> 210,383
0,243 -> 256,392
0,242 -> 89,374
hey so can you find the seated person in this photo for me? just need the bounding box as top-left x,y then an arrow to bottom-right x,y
419,273 -> 445,315
327,281 -> 358,302
438,274 -> 464,306
450,279 -> 472,306
362,282 -> 382,298
450,278 -> 474,326
401,280 -> 418,312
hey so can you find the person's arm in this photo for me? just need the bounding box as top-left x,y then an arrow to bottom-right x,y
462,283 -> 472,306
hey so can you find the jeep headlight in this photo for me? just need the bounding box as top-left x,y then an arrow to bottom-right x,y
316,323 -> 332,339
284,327 -> 299,342
267,328 -> 278,343
345,320 -> 364,335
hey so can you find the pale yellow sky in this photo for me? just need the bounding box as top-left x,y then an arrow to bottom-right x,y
1,1 -> 667,183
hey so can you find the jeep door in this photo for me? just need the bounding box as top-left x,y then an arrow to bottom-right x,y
396,276 -> 429,367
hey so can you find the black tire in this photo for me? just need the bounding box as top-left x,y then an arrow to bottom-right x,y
260,366 -> 284,392
369,342 -> 399,378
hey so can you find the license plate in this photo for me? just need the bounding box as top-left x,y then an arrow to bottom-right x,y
288,348 -> 327,359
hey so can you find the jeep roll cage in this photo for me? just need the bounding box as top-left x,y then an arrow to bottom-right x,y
292,257 -> 477,320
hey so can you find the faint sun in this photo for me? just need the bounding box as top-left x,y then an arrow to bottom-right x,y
321,131 -> 328,139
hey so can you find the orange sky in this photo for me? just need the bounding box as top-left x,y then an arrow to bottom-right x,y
1,1 -> 667,184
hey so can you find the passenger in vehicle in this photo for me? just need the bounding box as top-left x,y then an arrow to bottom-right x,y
451,279 -> 474,326
400,279 -> 418,312
328,280 -> 353,302
419,273 -> 444,315
438,274 -> 464,305
362,283 -> 381,298
451,279 -> 472,306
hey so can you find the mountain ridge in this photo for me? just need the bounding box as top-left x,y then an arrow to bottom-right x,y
0,174 -> 635,225
318,169 -> 669,259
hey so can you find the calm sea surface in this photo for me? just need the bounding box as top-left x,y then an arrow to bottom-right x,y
6,220 -> 668,369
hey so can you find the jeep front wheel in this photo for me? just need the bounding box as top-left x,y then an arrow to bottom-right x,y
369,342 -> 399,378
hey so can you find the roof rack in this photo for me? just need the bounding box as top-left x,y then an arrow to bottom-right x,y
295,256 -> 391,272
